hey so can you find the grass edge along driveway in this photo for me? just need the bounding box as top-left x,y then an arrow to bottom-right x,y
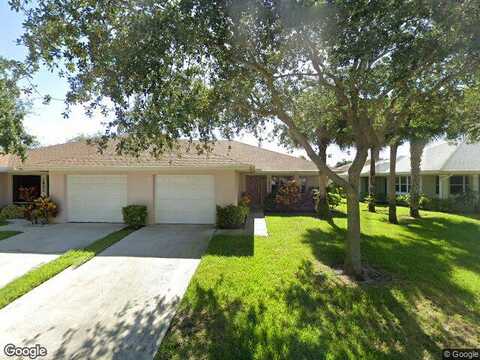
0,231 -> 21,241
0,227 -> 135,310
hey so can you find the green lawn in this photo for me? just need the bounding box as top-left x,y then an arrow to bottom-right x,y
0,231 -> 21,241
157,205 -> 480,360
0,227 -> 135,309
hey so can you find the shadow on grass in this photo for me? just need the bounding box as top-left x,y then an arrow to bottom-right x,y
157,211 -> 479,359
157,260 -> 445,359
205,234 -> 254,257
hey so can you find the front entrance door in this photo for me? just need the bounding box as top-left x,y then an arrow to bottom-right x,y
246,175 -> 267,206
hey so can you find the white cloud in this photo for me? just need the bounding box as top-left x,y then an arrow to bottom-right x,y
24,100 -> 109,145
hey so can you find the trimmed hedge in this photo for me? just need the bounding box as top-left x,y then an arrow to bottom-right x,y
122,205 -> 148,228
216,205 -> 249,229
0,204 -> 25,219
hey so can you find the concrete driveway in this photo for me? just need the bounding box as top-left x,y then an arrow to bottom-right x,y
0,222 -> 123,288
0,224 -> 213,360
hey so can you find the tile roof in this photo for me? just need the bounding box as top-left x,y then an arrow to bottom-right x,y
5,140 -> 318,172
360,141 -> 480,175
212,141 -> 318,172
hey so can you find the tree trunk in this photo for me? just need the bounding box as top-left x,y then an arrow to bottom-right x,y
344,188 -> 362,279
316,140 -> 331,219
316,174 -> 330,218
410,139 -> 427,218
388,143 -> 399,224
368,147 -> 378,212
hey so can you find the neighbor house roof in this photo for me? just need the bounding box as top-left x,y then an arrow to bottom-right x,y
359,141 -> 480,176
4,140 -> 318,173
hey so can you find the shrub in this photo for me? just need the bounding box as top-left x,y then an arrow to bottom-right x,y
33,195 -> 58,224
216,204 -> 249,229
327,190 -> 342,210
263,190 -> 278,212
0,204 -> 25,219
122,205 -> 148,229
312,185 -> 342,212
26,196 -> 58,224
239,193 -> 252,207
396,194 -> 410,207
275,180 -> 301,210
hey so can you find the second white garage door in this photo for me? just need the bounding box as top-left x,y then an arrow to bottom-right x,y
155,175 -> 215,224
67,175 -> 127,222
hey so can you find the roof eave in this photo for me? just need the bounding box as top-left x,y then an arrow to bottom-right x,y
254,169 -> 319,174
11,164 -> 254,172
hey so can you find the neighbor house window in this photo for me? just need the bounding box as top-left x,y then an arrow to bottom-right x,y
395,176 -> 411,194
449,176 -> 469,195
435,176 -> 440,195
271,176 -> 293,193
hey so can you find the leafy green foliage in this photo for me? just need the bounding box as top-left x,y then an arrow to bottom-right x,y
12,0 -> 480,275
275,181 -> 301,211
313,185 -> 342,212
158,205 -> 480,359
0,57 -> 35,158
216,205 -> 249,229
0,231 -> 20,241
122,205 -> 148,229
263,190 -> 278,213
25,195 -> 58,224
0,204 -> 25,219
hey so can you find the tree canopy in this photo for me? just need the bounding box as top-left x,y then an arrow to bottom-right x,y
11,0 -> 480,276
0,57 -> 35,158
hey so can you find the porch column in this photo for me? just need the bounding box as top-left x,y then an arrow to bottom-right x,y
439,175 -> 449,199
473,174 -> 480,193
266,175 -> 272,193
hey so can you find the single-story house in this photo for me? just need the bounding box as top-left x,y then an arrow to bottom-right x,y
358,142 -> 480,200
0,140 -> 320,224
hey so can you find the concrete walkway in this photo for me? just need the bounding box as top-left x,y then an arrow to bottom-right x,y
0,222 -> 123,288
252,211 -> 268,237
0,224 -> 213,360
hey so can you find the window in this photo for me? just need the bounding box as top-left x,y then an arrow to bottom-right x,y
12,175 -> 41,202
435,176 -> 440,195
271,176 -> 293,193
450,176 -> 469,195
395,176 -> 411,194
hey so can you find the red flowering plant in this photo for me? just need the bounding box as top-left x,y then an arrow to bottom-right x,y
275,180 -> 301,211
27,195 -> 58,224
239,192 -> 252,208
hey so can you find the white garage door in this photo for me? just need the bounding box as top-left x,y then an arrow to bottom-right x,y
155,175 -> 215,224
67,175 -> 127,222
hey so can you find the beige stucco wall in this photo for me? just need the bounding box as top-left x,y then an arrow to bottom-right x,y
49,172 -> 67,223
127,173 -> 155,224
49,169 -> 240,224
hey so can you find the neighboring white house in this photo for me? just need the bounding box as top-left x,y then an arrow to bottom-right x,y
357,142 -> 480,200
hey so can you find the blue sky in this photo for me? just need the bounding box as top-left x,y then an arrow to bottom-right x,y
0,3 -> 411,165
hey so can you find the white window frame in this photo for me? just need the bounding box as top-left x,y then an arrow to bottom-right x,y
395,176 -> 411,195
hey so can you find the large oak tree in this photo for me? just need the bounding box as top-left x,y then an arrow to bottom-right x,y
12,0 -> 480,277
